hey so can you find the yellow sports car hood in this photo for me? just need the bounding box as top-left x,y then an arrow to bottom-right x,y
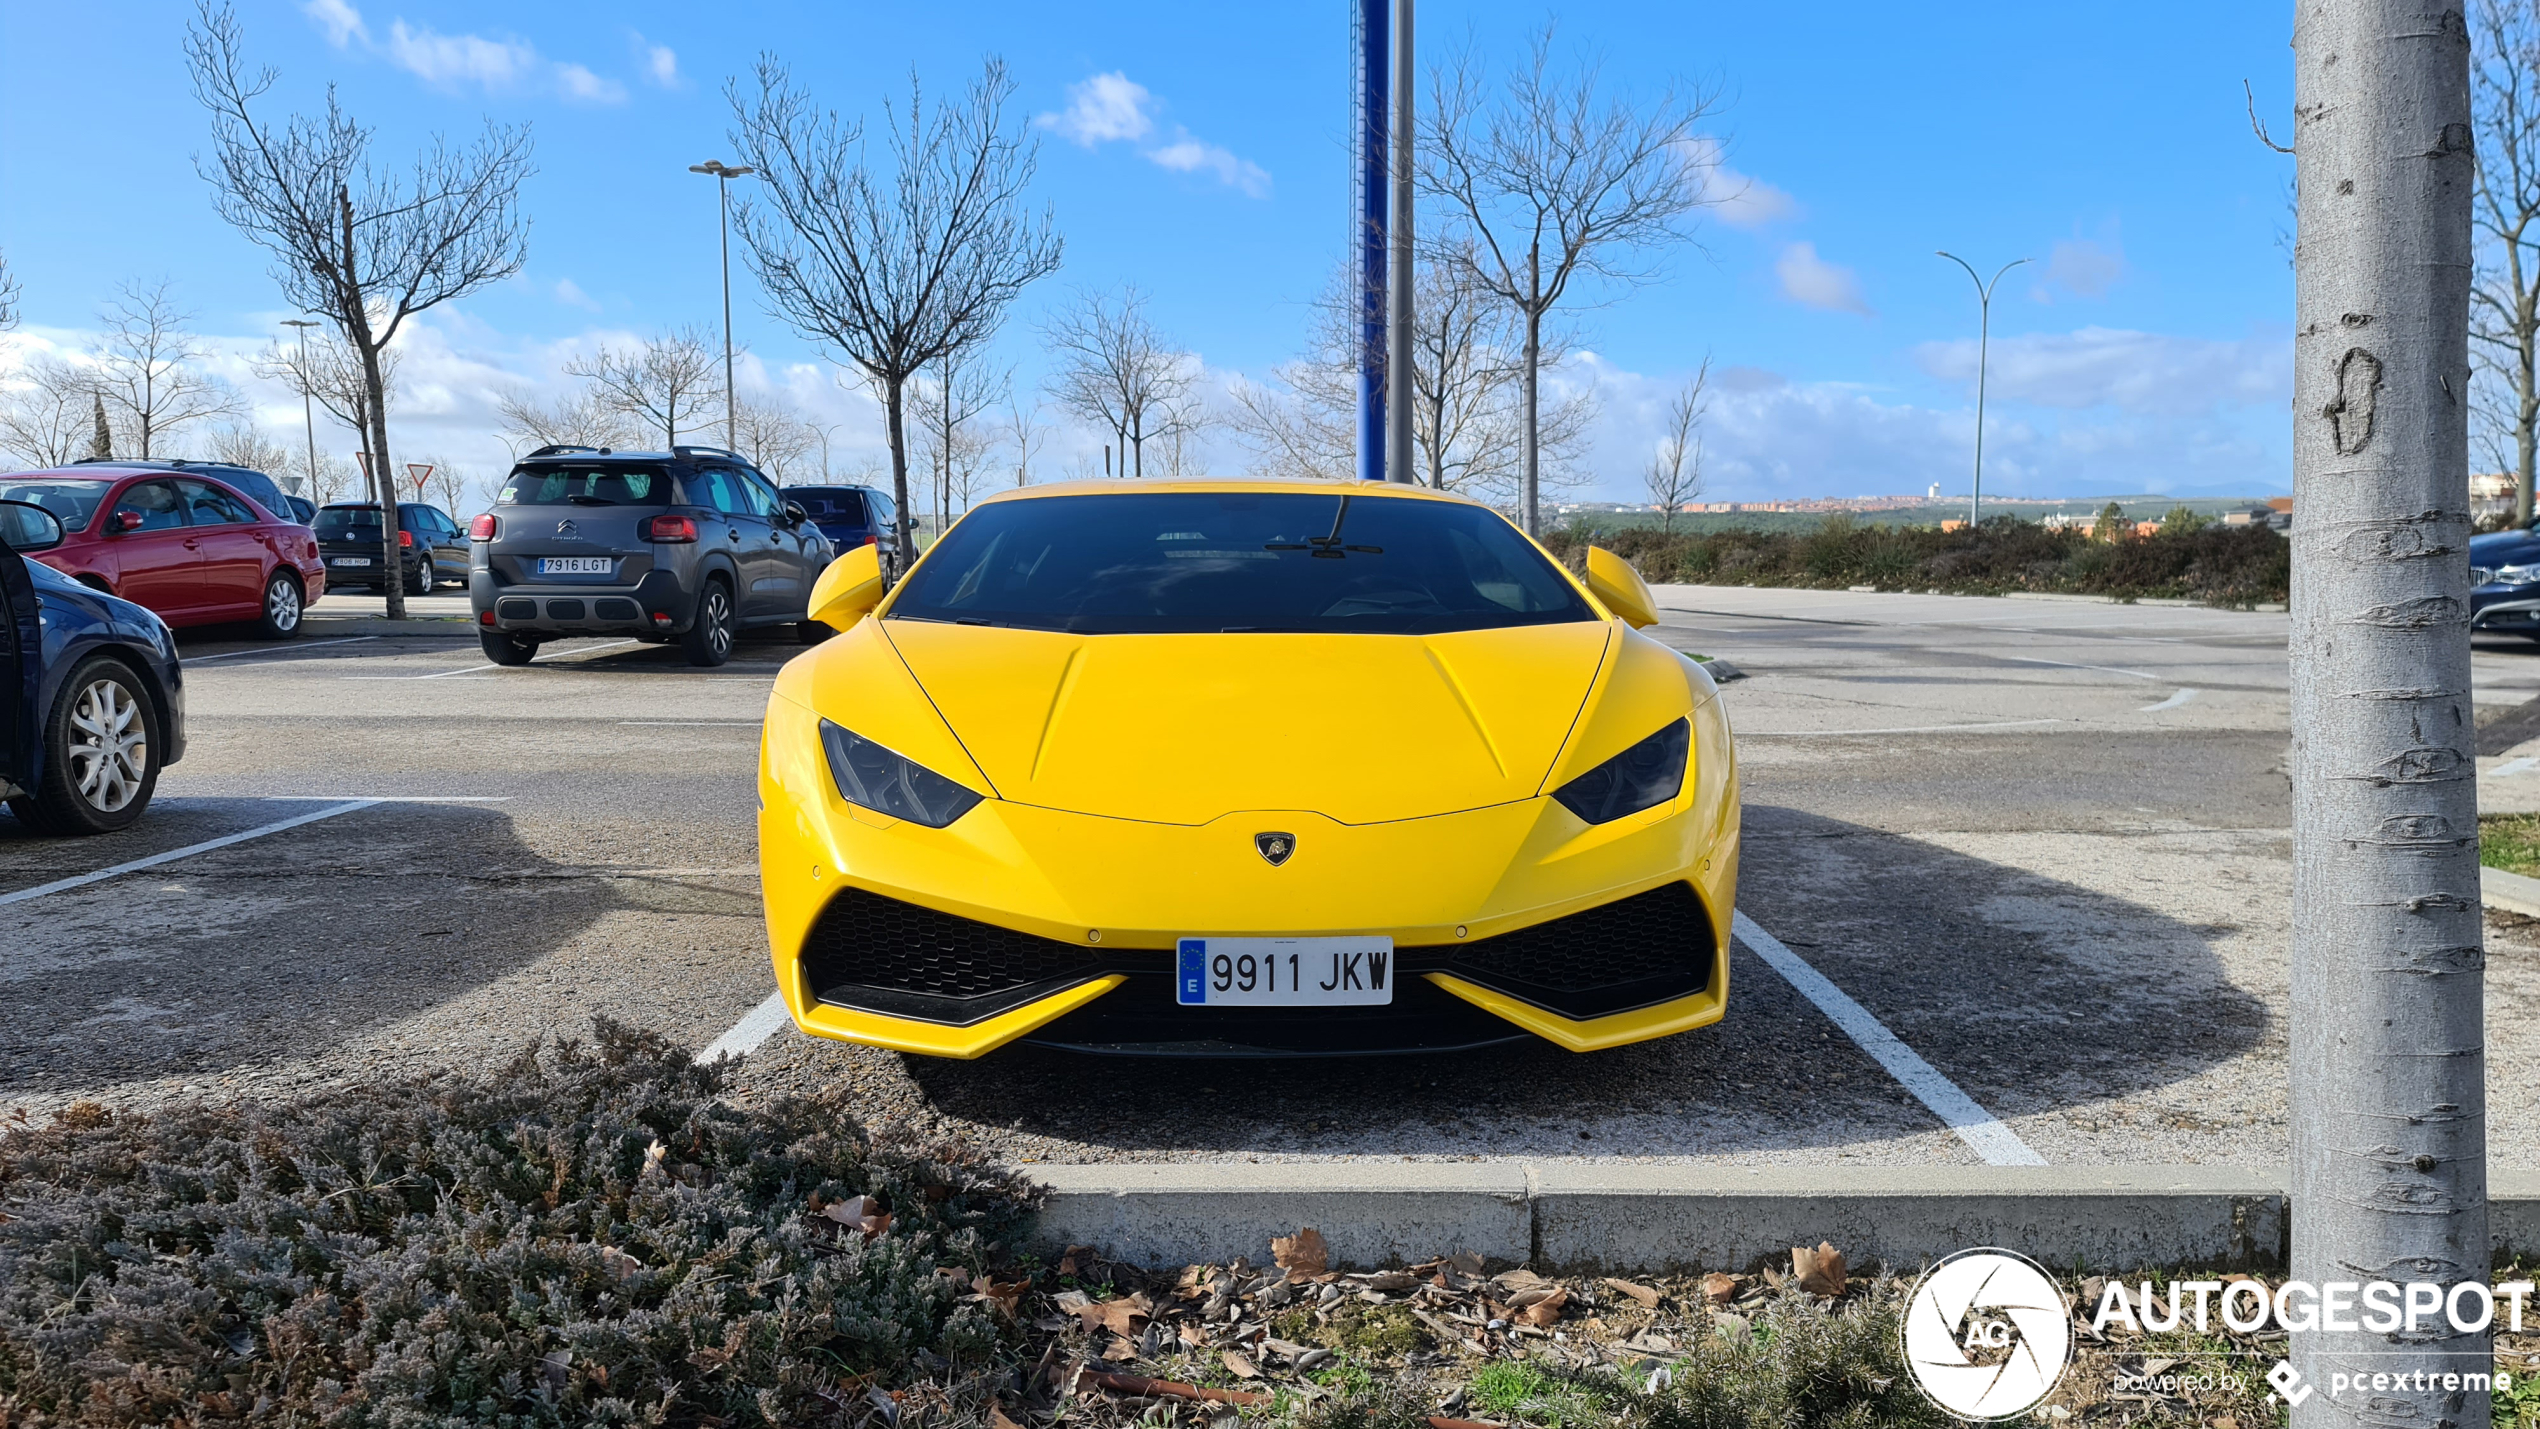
876,619 -> 1616,826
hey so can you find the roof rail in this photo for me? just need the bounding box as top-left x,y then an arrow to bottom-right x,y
526,444 -> 603,458
672,445 -> 747,463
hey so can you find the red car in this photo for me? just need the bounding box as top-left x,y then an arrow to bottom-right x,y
0,465 -> 326,638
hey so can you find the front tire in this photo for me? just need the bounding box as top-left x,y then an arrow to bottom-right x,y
8,657 -> 160,835
682,579 -> 735,667
407,558 -> 433,597
255,570 -> 305,640
480,631 -> 541,666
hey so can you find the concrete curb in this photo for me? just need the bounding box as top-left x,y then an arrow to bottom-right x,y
1027,1164 -> 2540,1274
2483,864 -> 2540,920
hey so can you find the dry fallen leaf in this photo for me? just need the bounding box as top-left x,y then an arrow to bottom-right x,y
970,1274 -> 1027,1318
1076,1293 -> 1153,1337
1272,1227 -> 1331,1277
1493,1269 -> 1553,1294
1356,1271 -> 1418,1293
1699,1272 -> 1740,1307
1601,1277 -> 1662,1309
1223,1350 -> 1261,1380
600,1245 -> 644,1281
1791,1242 -> 1848,1297
1178,1323 -> 1208,1348
990,1407 -> 1025,1429
823,1195 -> 892,1240
1447,1250 -> 1485,1276
1517,1287 -> 1570,1328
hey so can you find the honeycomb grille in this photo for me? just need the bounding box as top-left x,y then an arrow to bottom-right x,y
1440,881 -> 1714,1019
800,887 -> 1098,1016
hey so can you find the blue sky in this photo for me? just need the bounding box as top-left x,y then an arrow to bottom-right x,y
0,0 -> 2298,502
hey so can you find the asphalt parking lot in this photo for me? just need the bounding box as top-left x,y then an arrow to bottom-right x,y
6,586 -> 2536,1170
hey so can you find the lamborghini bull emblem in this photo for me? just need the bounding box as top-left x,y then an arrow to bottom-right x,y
1254,832 -> 1295,867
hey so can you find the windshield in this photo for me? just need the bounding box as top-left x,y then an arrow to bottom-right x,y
888,491 -> 1597,635
789,488 -> 869,522
0,480 -> 113,532
498,464 -> 676,507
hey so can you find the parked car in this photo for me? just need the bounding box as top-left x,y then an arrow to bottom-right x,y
781,483 -> 901,572
313,501 -> 470,596
470,445 -> 833,668
1,499 -> 187,834
0,464 -> 325,639
70,457 -> 309,529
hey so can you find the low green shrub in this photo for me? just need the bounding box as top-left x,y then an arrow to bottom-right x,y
0,1020 -> 1038,1429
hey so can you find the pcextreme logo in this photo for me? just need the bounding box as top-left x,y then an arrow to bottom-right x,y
1902,1249 -> 2074,1420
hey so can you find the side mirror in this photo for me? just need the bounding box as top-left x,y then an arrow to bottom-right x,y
109,510 -> 145,534
783,501 -> 810,526
1583,546 -> 1660,629
807,541 -> 886,632
0,500 -> 66,553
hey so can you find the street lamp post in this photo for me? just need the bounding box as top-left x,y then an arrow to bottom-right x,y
1935,252 -> 2027,525
688,160 -> 756,452
281,318 -> 321,501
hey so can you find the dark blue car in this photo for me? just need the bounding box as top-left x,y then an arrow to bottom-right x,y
2,500 -> 186,835
2470,526 -> 2540,639
781,484 -> 901,573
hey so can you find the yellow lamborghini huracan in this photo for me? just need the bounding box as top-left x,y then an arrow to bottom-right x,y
756,479 -> 1738,1058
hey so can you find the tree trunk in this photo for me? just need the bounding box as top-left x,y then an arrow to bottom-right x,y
2289,7 -> 2486,1429
1521,306 -> 1541,536
885,375 -> 913,574
2519,291 -> 2537,526
360,338 -> 405,620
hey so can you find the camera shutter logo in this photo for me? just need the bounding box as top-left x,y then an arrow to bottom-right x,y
1902,1249 -> 2072,1420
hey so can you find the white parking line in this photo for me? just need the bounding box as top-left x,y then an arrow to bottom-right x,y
2494,755 -> 2540,779
702,992 -> 793,1061
2003,655 -> 2156,680
0,799 -> 379,906
1731,911 -> 2046,1166
1740,719 -> 2063,737
342,638 -> 647,681
619,720 -> 760,727
187,636 -> 380,663
2140,688 -> 2201,712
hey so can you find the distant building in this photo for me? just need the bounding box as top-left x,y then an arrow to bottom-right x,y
2473,472 -> 2518,520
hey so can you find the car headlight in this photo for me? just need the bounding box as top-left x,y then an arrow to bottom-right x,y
2498,564 -> 2540,586
1553,718 -> 1691,824
819,720 -> 983,827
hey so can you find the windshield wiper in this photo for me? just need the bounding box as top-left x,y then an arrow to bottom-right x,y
1265,495 -> 1383,557
563,494 -> 617,506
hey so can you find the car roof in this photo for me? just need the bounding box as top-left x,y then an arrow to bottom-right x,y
971,478 -> 1493,510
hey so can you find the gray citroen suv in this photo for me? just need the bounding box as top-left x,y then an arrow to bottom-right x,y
468,445 -> 833,667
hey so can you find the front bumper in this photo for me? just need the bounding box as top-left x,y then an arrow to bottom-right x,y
2473,591 -> 2540,631
757,690 -> 1741,1058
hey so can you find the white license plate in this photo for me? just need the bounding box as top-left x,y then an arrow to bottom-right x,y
330,556 -> 372,567
1176,936 -> 1395,1006
539,557 -> 614,575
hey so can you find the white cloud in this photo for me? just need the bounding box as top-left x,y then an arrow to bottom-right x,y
2038,236 -> 2126,300
385,21 -> 538,91
1147,138 -> 1272,198
1679,137 -> 1798,228
554,62 -> 626,105
643,42 -> 679,88
1039,71 -> 1270,197
1913,326 -> 2290,415
551,278 -> 600,311
1775,242 -> 1872,315
1041,72 -> 1157,145
304,0 -> 368,47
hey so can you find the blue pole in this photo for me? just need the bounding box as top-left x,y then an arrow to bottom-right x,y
1355,0 -> 1388,484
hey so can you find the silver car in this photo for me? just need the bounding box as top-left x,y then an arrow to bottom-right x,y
468,446 -> 833,667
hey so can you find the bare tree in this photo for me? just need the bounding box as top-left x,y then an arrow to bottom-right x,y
0,251 -> 20,332
1045,286 -> 1197,478
566,327 -> 726,448
256,328 -> 398,463
1644,358 -> 1708,532
87,280 -> 243,458
732,392 -> 820,483
494,387 -> 637,455
913,352 -> 1003,526
186,0 -> 532,619
1228,260 -> 1593,503
2289,8 -> 2489,1429
290,446 -> 357,504
198,422 -> 293,474
2474,0 -> 2540,526
1004,393 -> 1048,487
728,56 -> 1061,562
1421,27 -> 1721,533
0,361 -> 99,468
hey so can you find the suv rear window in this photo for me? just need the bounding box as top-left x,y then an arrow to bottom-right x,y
498,464 -> 677,506
888,491 -> 1596,636
312,506 -> 383,539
